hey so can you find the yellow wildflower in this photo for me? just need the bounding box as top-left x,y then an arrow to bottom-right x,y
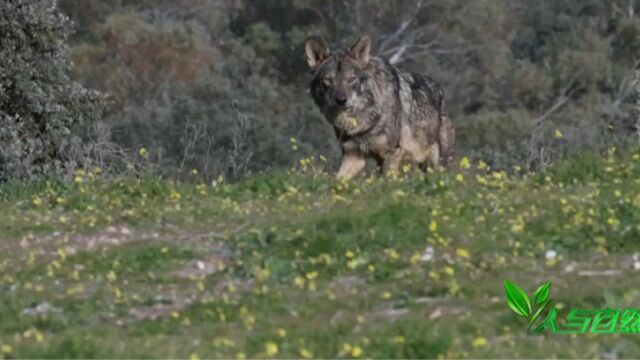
554,129 -> 563,138
351,346 -> 363,358
429,220 -> 438,232
471,337 -> 488,347
456,248 -> 470,258
265,342 -> 279,356
300,348 -> 313,359
459,157 -> 471,169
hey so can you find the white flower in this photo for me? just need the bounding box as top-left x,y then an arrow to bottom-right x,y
421,247 -> 435,262
545,249 -> 557,259
632,254 -> 640,271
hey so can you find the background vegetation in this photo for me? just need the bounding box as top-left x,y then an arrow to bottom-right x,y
5,0 -> 640,182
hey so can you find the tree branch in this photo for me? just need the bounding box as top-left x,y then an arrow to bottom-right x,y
533,79 -> 577,126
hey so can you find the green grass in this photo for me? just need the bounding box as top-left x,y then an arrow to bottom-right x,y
2,150 -> 640,358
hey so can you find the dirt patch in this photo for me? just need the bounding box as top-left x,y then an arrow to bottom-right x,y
127,299 -> 192,323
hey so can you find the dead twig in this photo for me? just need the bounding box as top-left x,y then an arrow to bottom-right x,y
526,79 -> 577,171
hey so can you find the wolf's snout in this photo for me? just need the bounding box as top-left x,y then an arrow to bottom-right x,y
335,92 -> 348,106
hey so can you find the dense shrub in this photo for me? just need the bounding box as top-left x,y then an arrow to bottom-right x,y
0,0 -> 105,181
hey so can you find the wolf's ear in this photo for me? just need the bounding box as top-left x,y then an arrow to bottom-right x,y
348,35 -> 371,67
305,36 -> 330,70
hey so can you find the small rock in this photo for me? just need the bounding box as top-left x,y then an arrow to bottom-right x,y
545,249 -> 557,259
578,269 -> 621,277
429,308 -> 443,320
23,302 -> 62,316
564,261 -> 578,273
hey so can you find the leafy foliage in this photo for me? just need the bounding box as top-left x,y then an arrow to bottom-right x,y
54,0 -> 640,180
0,0 -> 105,181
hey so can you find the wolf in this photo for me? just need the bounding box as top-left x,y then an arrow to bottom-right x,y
304,35 -> 455,179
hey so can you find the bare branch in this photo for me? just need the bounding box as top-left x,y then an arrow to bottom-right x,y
228,101 -> 254,180
635,61 -> 640,144
378,0 -> 425,64
379,18 -> 415,54
612,68 -> 636,109
388,44 -> 410,64
178,119 -> 206,177
533,79 -> 577,126
526,79 -> 577,171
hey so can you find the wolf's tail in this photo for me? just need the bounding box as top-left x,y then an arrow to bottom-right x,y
438,99 -> 455,167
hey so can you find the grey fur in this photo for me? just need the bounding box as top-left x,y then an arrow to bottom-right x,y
305,35 -> 455,179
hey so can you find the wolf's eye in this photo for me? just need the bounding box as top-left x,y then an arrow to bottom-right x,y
322,77 -> 333,86
347,75 -> 357,83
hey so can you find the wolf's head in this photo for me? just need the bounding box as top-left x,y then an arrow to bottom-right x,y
305,36 -> 375,132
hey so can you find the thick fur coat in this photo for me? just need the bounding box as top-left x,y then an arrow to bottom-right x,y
305,35 -> 455,179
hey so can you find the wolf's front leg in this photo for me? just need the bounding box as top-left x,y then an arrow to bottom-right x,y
382,148 -> 404,175
337,152 -> 366,180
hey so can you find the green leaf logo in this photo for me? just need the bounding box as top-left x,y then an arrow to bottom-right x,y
503,280 -> 554,334
533,281 -> 551,306
504,280 -> 532,318
529,298 -> 553,328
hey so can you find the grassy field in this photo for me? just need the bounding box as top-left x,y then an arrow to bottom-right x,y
2,149 -> 640,358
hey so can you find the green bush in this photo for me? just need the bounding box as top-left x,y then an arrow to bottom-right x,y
0,0 -> 105,181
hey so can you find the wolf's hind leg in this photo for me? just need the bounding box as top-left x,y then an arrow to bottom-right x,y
428,143 -> 440,169
416,143 -> 440,172
438,110 -> 455,167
